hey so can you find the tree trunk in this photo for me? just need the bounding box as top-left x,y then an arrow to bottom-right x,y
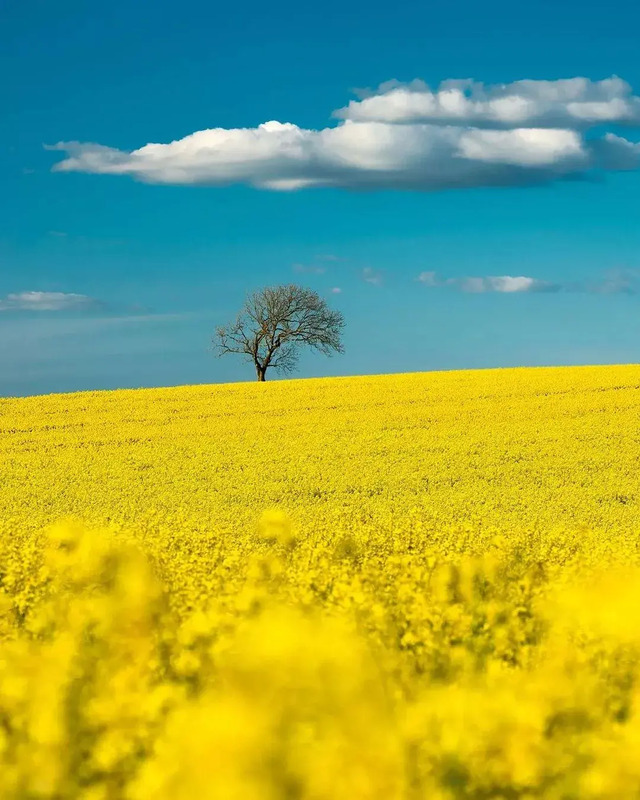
256,366 -> 266,381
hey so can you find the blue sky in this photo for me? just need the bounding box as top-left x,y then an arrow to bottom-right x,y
2,0 -> 640,395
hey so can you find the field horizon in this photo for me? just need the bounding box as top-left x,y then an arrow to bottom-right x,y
4,360 -> 640,402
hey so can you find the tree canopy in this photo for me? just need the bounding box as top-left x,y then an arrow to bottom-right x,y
214,284 -> 345,381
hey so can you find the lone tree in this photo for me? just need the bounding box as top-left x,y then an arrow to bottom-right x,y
214,284 -> 345,381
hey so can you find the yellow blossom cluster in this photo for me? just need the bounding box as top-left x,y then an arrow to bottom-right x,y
2,365 -> 640,798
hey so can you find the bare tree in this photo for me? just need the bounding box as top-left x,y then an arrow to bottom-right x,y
214,285 -> 345,381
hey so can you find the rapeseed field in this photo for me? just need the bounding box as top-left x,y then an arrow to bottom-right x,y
2,364 -> 640,798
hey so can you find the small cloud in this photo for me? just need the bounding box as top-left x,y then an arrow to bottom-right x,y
468,275 -> 556,293
292,263 -> 326,275
362,267 -> 383,286
586,268 -> 640,294
417,270 -> 439,286
418,269 -> 640,295
418,272 -> 559,293
330,287 -> 342,294
48,230 -> 68,238
0,291 -> 102,312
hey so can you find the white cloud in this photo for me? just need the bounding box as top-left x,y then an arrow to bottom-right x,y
484,276 -> 545,293
47,122 -> 602,190
47,76 -> 640,192
462,275 -> 552,293
330,287 -> 342,294
418,269 -> 640,294
456,128 -> 584,167
362,267 -> 383,286
292,263 -> 326,275
0,291 -> 101,312
417,271 -> 439,286
418,272 -> 557,293
335,77 -> 640,128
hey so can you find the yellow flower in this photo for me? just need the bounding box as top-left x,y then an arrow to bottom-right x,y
0,365 -> 640,797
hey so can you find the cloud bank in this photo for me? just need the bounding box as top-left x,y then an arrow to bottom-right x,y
0,291 -> 102,312
417,269 -> 640,294
417,272 -> 557,293
0,292 -> 179,316
336,77 -> 640,128
48,77 -> 640,192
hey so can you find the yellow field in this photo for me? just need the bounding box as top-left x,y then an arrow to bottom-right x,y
2,365 -> 640,798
